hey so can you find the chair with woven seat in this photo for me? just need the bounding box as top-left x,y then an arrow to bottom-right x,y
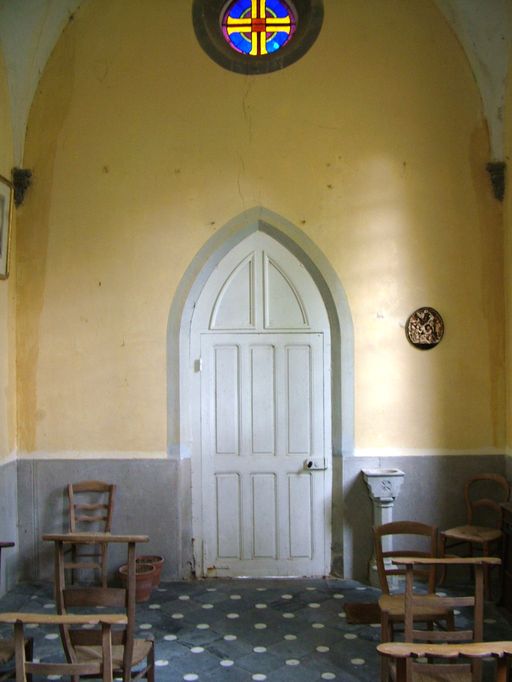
377,555 -> 501,681
0,542 -> 33,681
66,481 -> 116,587
374,521 -> 455,682
0,638 -> 33,682
439,473 -> 510,599
0,612 -> 125,682
47,532 -> 155,682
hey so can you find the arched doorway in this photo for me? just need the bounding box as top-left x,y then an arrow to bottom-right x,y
192,231 -> 331,576
167,208 -> 354,578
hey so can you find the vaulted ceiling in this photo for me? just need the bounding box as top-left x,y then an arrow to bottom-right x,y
0,0 -> 510,165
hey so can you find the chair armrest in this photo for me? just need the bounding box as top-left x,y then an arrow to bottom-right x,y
0,612 -> 127,626
43,533 -> 149,544
377,641 -> 512,659
392,556 -> 501,567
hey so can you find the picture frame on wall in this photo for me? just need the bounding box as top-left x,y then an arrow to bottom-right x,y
0,174 -> 13,279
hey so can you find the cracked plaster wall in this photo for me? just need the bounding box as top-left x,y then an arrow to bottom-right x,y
1,1 -> 509,165
435,0 -> 512,160
15,0 -> 504,457
0,0 -> 507,582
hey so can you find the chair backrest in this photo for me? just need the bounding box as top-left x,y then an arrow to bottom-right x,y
373,520 -> 438,596
398,556 -> 500,680
68,481 -> 116,533
0,611 -> 126,682
53,534 -> 139,675
60,585 -> 133,669
0,541 -> 14,590
464,473 -> 510,528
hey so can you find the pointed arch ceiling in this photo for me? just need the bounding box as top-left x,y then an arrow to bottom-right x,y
0,0 -> 509,163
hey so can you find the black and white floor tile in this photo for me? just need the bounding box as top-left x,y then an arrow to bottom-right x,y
0,577 -> 510,681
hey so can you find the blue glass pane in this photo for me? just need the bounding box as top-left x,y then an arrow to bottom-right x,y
230,31 -> 252,54
266,31 -> 289,52
228,0 -> 251,19
266,0 -> 291,18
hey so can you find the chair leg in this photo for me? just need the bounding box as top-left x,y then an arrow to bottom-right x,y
495,657 -> 507,682
482,543 -> 492,602
24,638 -> 34,682
380,613 -> 391,682
439,534 -> 447,585
146,641 -> 155,682
395,658 -> 407,682
71,544 -> 77,585
101,544 -> 108,588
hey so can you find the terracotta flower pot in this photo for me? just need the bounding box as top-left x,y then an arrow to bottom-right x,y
118,563 -> 155,603
136,555 -> 165,588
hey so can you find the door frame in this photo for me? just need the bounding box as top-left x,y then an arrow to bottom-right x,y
167,207 -> 354,578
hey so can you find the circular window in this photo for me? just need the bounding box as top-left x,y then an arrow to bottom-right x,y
193,0 -> 323,75
221,0 -> 297,57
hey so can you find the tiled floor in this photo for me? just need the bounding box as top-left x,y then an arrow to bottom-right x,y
0,577 -> 511,681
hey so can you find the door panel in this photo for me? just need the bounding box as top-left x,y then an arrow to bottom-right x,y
216,473 -> 241,559
250,345 -> 275,454
214,345 -> 240,455
288,473 -> 313,558
286,345 -> 311,455
252,473 -> 277,558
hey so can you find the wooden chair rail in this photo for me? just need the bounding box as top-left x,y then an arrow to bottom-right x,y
63,586 -> 126,607
24,661 -> 109,675
378,641 -> 512,659
43,533 -> 149,544
75,513 -> 110,522
392,556 -> 501,566
0,612 -> 127,626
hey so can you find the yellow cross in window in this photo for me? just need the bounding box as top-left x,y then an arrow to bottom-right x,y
226,0 -> 292,56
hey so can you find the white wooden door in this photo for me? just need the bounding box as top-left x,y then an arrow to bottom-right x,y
201,332 -> 327,576
192,232 -> 331,577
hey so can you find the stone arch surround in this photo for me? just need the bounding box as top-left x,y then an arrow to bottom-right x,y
167,207 -> 355,576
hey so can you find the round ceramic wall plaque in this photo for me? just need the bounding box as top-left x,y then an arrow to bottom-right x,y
406,307 -> 444,350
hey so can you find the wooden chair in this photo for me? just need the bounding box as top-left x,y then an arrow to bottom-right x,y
375,521 -> 455,682
0,640 -> 31,682
377,556 -> 501,681
45,532 -> 154,682
0,612 -> 33,682
0,542 -> 33,682
378,641 -> 512,682
439,473 -> 510,599
0,612 -> 126,682
66,481 -> 116,587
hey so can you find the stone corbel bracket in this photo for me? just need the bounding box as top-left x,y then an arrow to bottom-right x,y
11,167 -> 32,207
486,161 -> 506,202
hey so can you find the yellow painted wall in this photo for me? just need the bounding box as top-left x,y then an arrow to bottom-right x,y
504,45 -> 512,456
17,0 -> 505,455
0,47 -> 15,462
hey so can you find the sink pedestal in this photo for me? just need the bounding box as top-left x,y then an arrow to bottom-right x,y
362,468 -> 405,588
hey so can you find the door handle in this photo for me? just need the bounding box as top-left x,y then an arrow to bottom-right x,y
304,458 -> 327,471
